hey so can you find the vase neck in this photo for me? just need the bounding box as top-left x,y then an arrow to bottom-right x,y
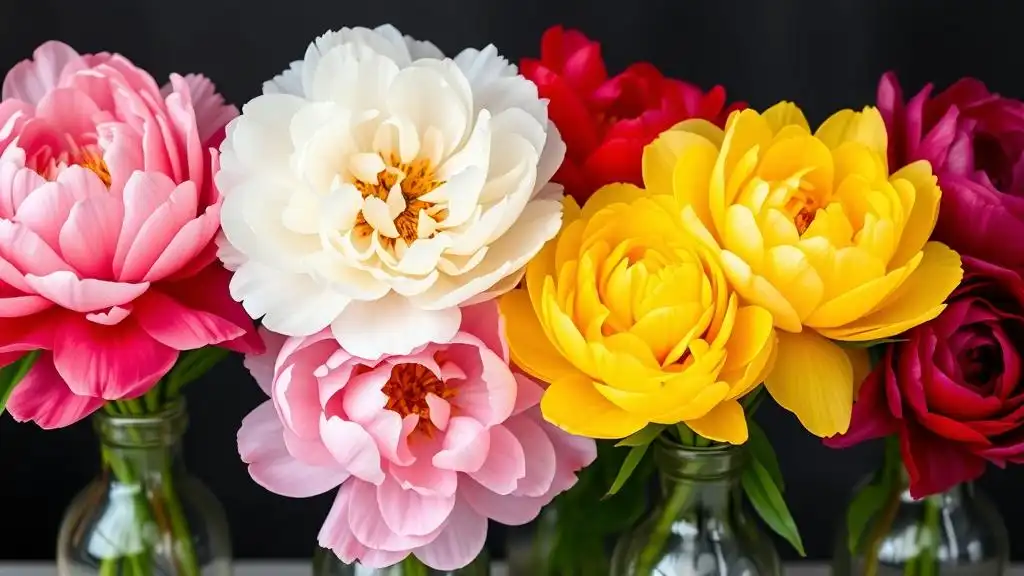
653,437 -> 746,515
93,401 -> 188,482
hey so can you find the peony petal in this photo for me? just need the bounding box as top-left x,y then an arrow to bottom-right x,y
58,193 -> 124,280
132,289 -> 246,350
238,401 -> 349,497
412,496 -> 488,572
2,41 -> 81,104
347,479 -> 441,553
53,314 -> 176,400
432,416 -> 489,473
510,372 -> 545,416
23,271 -> 149,313
685,400 -> 749,444
764,330 -> 854,438
341,366 -> 391,424
457,300 -> 508,363
331,293 -> 461,360
499,289 -> 578,383
6,352 -> 103,429
503,414 -> 557,497
466,423 -> 526,495
541,372 -> 648,439
460,479 -> 546,526
376,475 -> 456,537
320,414 -> 385,485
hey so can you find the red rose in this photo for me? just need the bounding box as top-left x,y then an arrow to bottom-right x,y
828,257 -> 1024,497
878,72 -> 1024,274
520,26 -> 744,202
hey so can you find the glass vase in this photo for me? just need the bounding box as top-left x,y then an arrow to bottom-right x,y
56,401 -> 231,576
313,547 -> 490,575
833,469 -> 1009,575
610,437 -> 781,576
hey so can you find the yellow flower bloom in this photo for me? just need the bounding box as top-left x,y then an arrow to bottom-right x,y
500,185 -> 777,444
646,102 -> 963,438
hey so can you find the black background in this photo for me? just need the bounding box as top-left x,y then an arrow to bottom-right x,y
2,0 -> 1024,563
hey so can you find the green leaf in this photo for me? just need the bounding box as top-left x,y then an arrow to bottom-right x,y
746,420 -> 784,491
742,458 -> 806,556
166,347 -> 230,395
616,423 -> 666,447
845,479 -> 890,553
605,442 -> 653,498
838,338 -> 907,349
0,350 -> 41,416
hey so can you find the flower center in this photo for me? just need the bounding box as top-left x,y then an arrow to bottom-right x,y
353,153 -> 448,246
31,144 -> 111,188
381,363 -> 455,434
782,189 -> 818,235
78,148 -> 112,188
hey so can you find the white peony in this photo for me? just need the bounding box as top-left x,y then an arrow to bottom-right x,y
217,25 -> 565,359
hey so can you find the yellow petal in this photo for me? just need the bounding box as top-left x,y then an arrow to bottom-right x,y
574,250 -> 609,340
651,380 -> 731,424
818,242 -> 962,341
889,161 -> 941,268
764,330 -> 854,437
848,346 -> 872,398
832,141 -> 887,188
671,118 -> 727,148
757,135 -> 834,199
629,304 -> 705,365
541,373 -> 649,439
590,334 -> 664,393
670,136 -> 721,230
814,107 -> 888,165
722,305 -> 775,371
686,400 -> 749,444
500,290 -> 579,383
804,251 -> 921,329
582,183 -> 648,220
720,250 -> 803,333
762,245 -> 825,321
644,129 -> 717,201
542,282 -> 599,375
711,110 -> 773,233
723,205 -> 764,270
761,101 -> 810,134
724,330 -> 777,400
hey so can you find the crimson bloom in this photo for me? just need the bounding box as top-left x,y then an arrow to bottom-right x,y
520,26 -> 744,202
879,72 -> 1024,274
828,257 -> 1024,497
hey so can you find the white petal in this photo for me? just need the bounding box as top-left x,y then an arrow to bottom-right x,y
437,247 -> 488,277
489,108 -> 545,161
386,65 -> 470,160
220,178 -> 320,272
305,251 -> 391,300
320,182 -> 365,234
229,260 -> 351,337
388,269 -> 440,297
416,209 -> 438,239
373,116 -> 420,164
536,121 -> 567,197
263,61 -> 304,96
424,166 -> 487,228
361,196 -> 399,238
282,189 -> 321,234
225,94 -> 305,174
312,45 -> 400,110
350,153 -> 386,183
394,236 -> 452,276
385,179 -> 406,218
437,110 -> 491,182
330,293 -> 461,359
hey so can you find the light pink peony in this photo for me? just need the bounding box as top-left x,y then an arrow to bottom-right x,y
238,301 -> 596,570
0,41 -> 262,429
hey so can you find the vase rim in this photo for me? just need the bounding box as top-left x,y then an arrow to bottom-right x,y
93,398 -> 188,447
653,434 -> 747,481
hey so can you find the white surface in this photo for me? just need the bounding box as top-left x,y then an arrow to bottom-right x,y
0,563 -> 1020,575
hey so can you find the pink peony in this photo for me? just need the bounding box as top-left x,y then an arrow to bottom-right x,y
238,301 -> 596,570
0,41 -> 262,429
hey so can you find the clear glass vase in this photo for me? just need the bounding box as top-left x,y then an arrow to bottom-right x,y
610,437 -> 781,576
313,547 -> 490,575
56,401 -> 231,576
833,469 -> 1009,575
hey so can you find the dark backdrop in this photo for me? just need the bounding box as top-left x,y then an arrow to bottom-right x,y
2,0 -> 1023,563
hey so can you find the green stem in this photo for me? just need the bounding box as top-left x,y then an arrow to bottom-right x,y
633,479 -> 693,575
908,495 -> 941,576
162,456 -> 200,576
400,555 -> 430,576
101,446 -> 153,576
98,558 -> 118,576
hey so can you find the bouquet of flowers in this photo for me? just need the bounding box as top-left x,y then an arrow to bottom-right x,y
0,41 -> 261,574
828,72 -> 1024,574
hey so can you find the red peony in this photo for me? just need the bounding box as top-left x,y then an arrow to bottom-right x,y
878,72 -> 1024,274
520,26 -> 745,202
828,257 -> 1024,497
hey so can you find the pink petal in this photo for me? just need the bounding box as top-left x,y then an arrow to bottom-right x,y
0,100 -> 33,153
53,314 -> 176,399
2,41 -> 82,104
364,411 -> 416,467
342,366 -> 391,424
112,171 -> 177,278
171,74 -> 237,146
0,309 -> 60,353
14,180 -> 77,251
282,424 -> 336,466
143,204 -> 220,282
238,400 -> 349,497
412,496 -> 488,571
58,193 -> 124,279
447,336 -> 517,426
460,480 -> 545,527
425,393 -> 450,431
319,482 -> 409,568
157,264 -> 263,354
0,295 -> 52,316
34,87 -> 102,141
377,475 -> 456,537
467,424 -> 526,495
320,415 -> 385,485
118,181 -> 199,282
6,351 -> 103,429
389,439 -> 458,498
537,413 -> 597,480
0,220 -> 73,277
24,271 -> 148,313
243,327 -> 289,396
0,161 -> 47,220
503,415 -> 557,497
510,373 -> 544,416
432,416 -> 489,473
97,122 -> 144,195
457,301 -> 508,362
276,341 -> 336,437
347,479 -> 441,553
132,289 -> 245,350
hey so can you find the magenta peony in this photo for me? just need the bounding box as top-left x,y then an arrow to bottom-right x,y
0,41 -> 261,428
878,72 -> 1024,274
237,301 -> 596,570
828,257 -> 1024,497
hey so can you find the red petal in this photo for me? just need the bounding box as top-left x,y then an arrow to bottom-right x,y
159,264 -> 263,354
901,421 -> 986,498
824,366 -> 899,449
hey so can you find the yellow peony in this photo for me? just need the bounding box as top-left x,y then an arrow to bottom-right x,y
646,102 -> 963,438
499,185 -> 777,443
